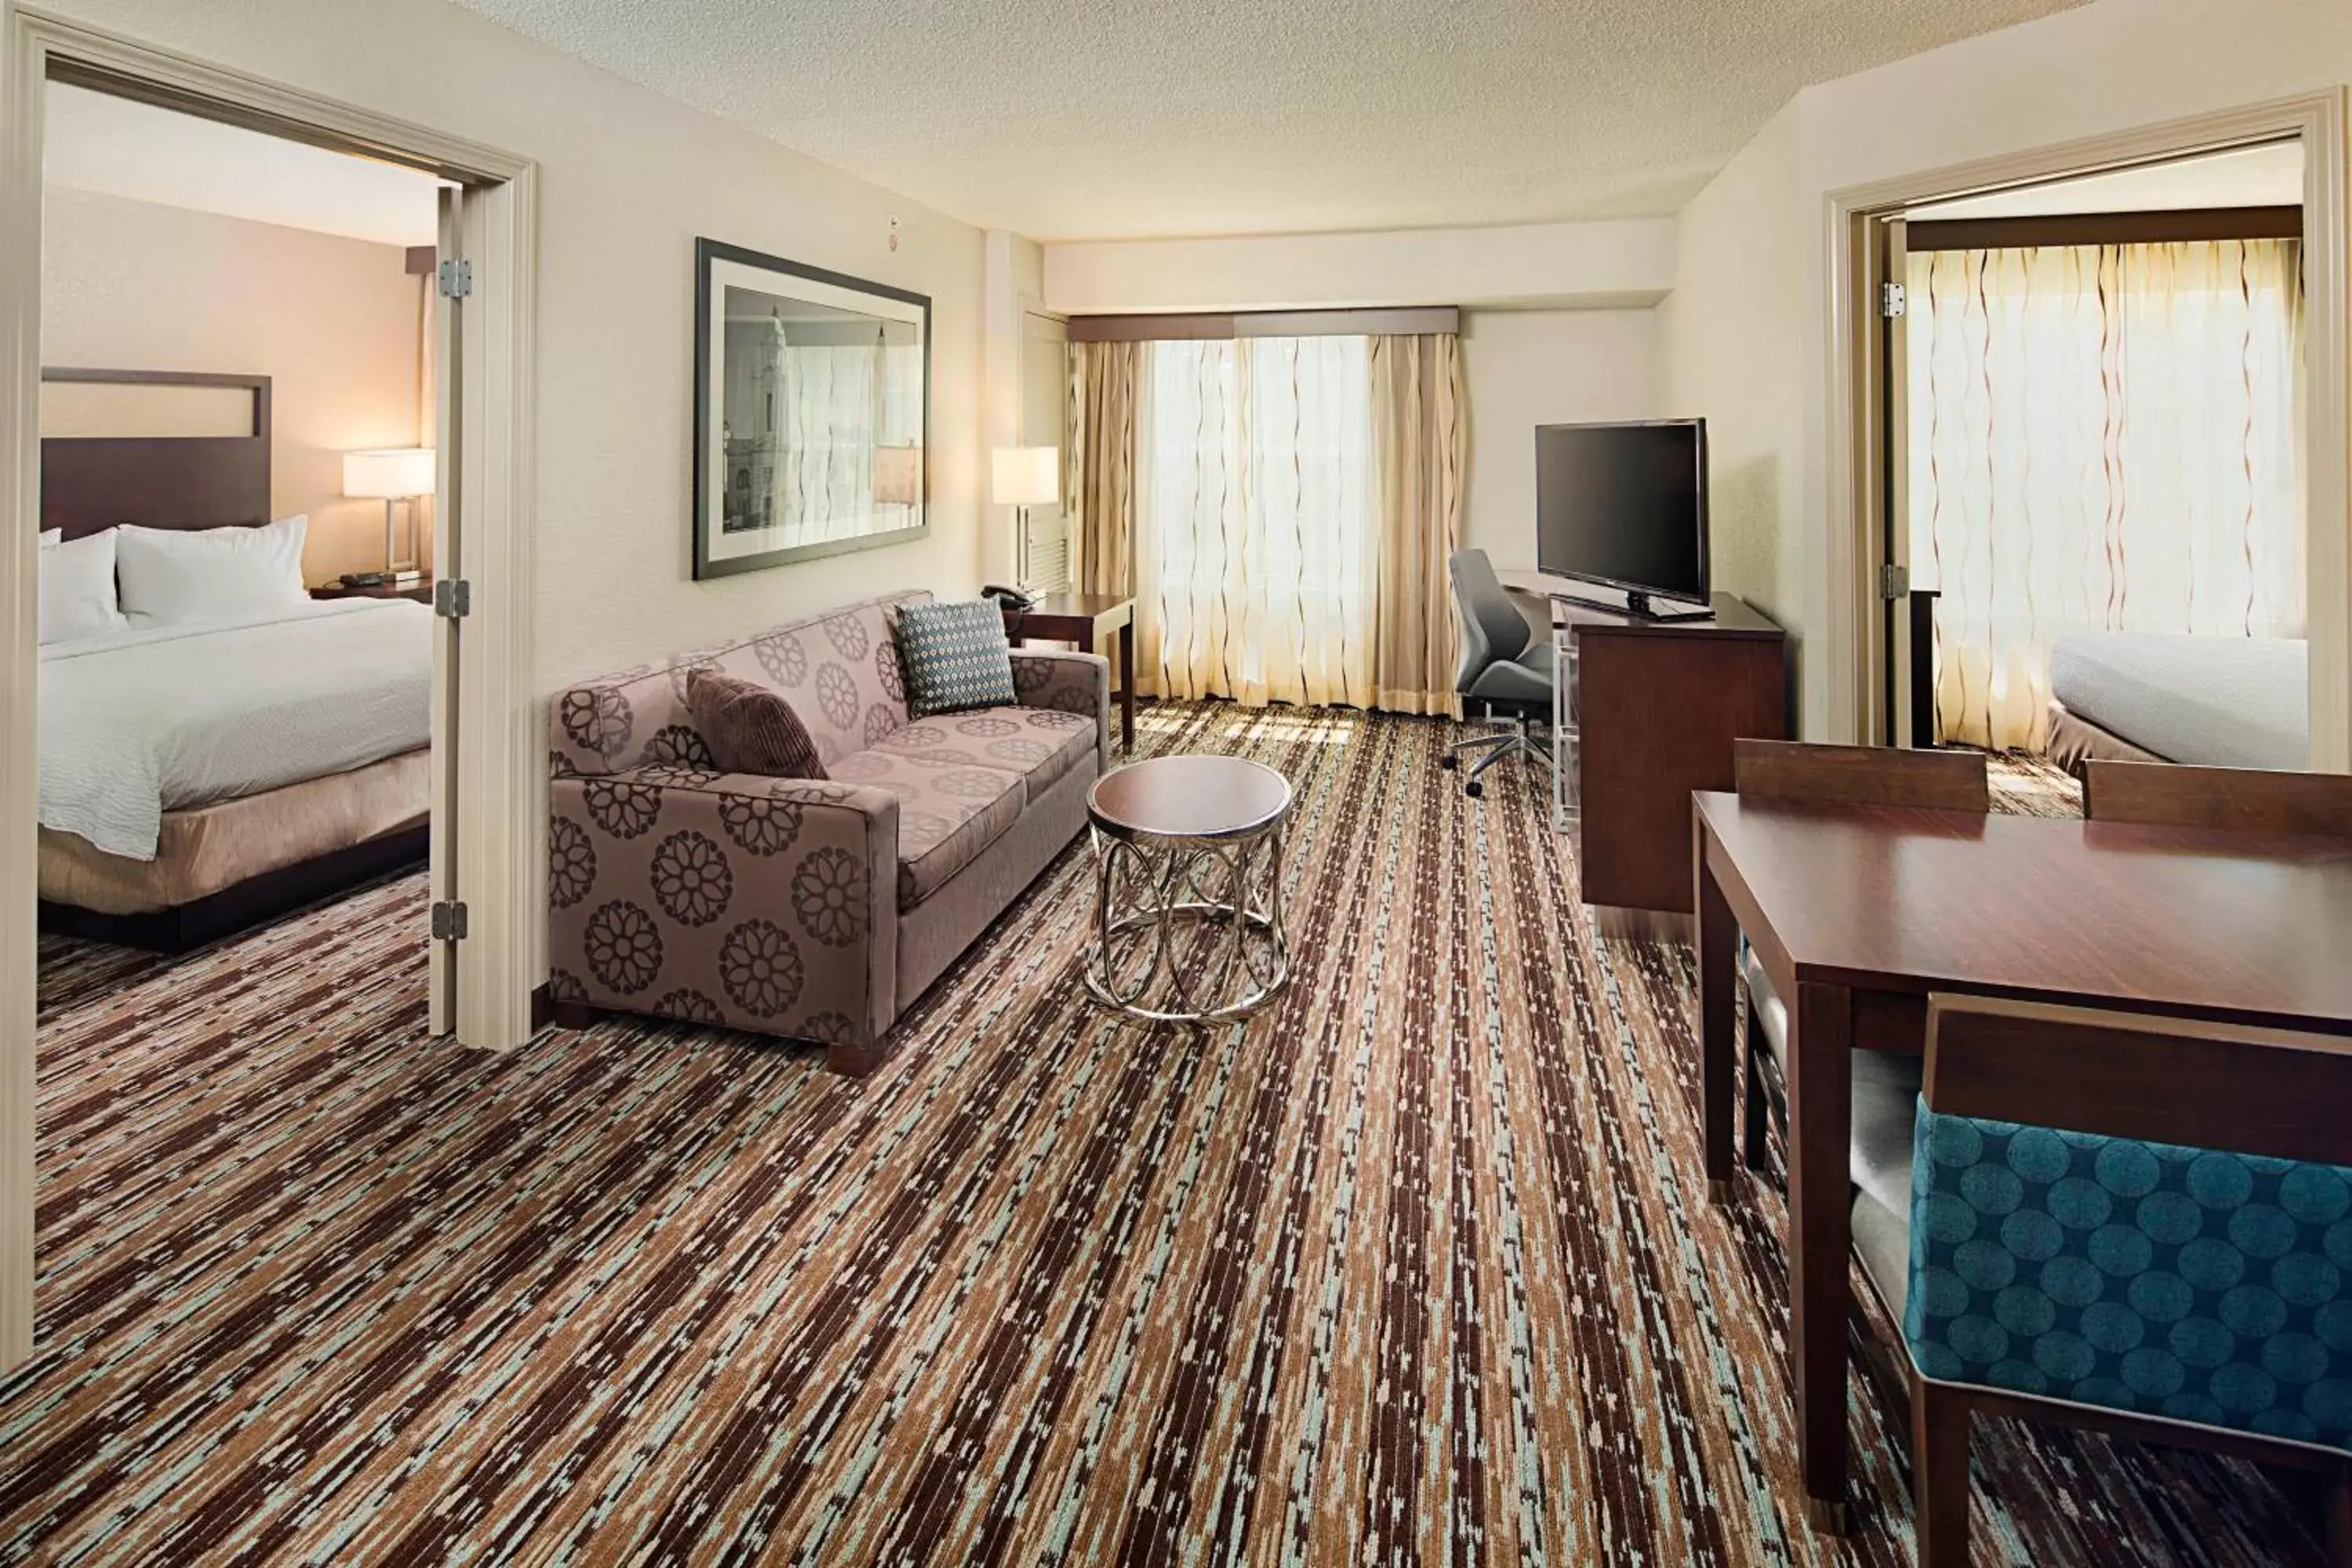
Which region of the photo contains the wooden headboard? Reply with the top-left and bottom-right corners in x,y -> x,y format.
39,368 -> 271,540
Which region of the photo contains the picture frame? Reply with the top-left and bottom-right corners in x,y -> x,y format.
691,238 -> 931,579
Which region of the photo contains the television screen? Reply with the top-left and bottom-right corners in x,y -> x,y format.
1535,420 -> 1708,604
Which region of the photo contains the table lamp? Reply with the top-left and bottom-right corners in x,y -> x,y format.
343,448 -> 436,584
992,446 -> 1060,586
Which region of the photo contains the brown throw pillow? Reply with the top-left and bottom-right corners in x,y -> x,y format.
684,668 -> 828,779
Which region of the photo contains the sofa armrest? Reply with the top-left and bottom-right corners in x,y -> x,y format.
547,768 -> 902,1065
1010,648 -> 1112,764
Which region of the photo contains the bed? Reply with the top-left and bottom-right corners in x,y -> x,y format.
2045,630 -> 2309,772
35,368 -> 433,950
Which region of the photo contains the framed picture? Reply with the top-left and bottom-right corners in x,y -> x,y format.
692,238 -> 931,579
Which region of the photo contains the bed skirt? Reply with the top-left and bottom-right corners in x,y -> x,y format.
2042,698 -> 2169,773
40,749 -> 430,916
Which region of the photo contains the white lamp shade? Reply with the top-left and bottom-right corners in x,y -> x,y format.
990,446 -> 1061,506
873,445 -> 922,506
343,448 -> 436,499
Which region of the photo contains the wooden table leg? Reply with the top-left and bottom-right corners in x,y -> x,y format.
1118,622 -> 1135,752
1695,834 -> 1737,1205
1790,979 -> 1854,1533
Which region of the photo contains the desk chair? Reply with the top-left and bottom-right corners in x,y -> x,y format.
1439,549 -> 1559,799
1731,740 -> 1991,1185
1857,995 -> 2352,1566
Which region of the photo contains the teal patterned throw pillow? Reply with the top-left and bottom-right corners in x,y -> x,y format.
895,600 -> 1018,718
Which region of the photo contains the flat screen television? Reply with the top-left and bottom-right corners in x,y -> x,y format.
1535,419 -> 1711,621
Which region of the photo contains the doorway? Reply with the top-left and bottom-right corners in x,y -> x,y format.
1830,93 -> 2350,773
0,5 -> 538,1370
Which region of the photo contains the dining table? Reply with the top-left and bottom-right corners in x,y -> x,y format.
1690,789 -> 2352,1530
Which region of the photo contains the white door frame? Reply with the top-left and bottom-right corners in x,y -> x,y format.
0,3 -> 539,1368
1825,90 -> 2350,767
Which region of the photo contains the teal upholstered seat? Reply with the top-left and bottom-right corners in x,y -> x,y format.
1898,1106 -> 2352,1448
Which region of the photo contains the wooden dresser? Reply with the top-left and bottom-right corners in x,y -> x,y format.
1566,593 -> 1788,925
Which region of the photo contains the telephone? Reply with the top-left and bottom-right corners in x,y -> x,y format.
981,584 -> 1036,612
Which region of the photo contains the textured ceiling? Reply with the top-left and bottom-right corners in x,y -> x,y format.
447,0 -> 2089,241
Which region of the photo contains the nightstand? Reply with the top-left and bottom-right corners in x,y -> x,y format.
311,575 -> 433,604
1003,593 -> 1136,752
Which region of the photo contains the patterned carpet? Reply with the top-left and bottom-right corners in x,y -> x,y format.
19,707 -> 2327,1565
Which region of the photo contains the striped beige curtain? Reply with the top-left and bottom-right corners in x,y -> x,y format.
1909,238 -> 2306,751
1069,340 -> 1142,597
1368,334 -> 1468,716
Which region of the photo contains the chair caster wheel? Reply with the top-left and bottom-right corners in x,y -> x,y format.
1439,754 -> 1458,771
1464,780 -> 1483,799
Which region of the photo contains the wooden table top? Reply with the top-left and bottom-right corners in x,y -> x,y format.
1694,791 -> 2352,1033
1009,592 -> 1133,624
1090,756 -> 1291,840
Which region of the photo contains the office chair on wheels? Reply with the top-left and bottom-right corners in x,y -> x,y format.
1439,549 -> 1560,799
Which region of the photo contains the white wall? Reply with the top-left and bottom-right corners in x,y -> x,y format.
1668,0 -> 2352,741
1460,308 -> 1663,567
41,186 -> 425,584
1044,218 -> 1675,314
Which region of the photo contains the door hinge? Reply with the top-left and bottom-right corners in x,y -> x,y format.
1879,563 -> 1911,601
1881,281 -> 1907,319
434,578 -> 471,619
438,258 -> 474,299
431,901 -> 469,942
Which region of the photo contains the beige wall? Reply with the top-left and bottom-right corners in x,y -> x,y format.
40,0 -> 993,705
41,185 -> 425,585
1044,217 -> 1675,314
1668,0 -> 2352,740
1460,308 -> 1664,567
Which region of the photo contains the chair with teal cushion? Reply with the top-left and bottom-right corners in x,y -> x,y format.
1856,994 -> 2352,1566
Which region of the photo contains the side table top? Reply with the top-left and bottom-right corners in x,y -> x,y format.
1090,755 -> 1291,840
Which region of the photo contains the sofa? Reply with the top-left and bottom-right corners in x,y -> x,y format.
546,589 -> 1109,1073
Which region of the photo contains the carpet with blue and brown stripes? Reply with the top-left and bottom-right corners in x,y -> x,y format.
16,705 -> 2325,1564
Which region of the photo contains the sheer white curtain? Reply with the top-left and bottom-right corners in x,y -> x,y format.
1136,336 -> 1377,707
1909,238 -> 2306,750
778,344 -> 879,542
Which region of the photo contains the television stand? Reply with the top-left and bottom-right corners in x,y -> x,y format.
1551,587 -> 1716,624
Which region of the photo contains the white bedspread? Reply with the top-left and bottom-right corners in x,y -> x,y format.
39,599 -> 431,861
2049,631 -> 2307,771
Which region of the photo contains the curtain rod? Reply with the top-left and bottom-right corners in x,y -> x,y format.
1069,307 -> 1461,343
1906,205 -> 2303,252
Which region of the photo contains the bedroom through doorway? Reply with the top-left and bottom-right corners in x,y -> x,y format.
0,9 -> 539,1370
32,85 -> 456,1027
1885,143 -> 2314,777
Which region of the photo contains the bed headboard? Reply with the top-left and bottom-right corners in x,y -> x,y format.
39,368 -> 272,540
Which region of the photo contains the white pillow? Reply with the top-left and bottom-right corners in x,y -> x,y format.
116,516 -> 310,626
38,528 -> 126,644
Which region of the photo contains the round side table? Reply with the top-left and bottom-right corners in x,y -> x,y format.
1082,755 -> 1294,1024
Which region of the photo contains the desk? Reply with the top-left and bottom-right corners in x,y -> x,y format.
1005,593 -> 1135,752
1692,793 -> 2352,1526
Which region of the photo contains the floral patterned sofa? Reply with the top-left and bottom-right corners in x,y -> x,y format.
546,589 -> 1108,1073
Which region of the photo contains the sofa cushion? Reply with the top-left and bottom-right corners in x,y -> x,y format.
548,589 -> 927,777
685,669 -> 827,779
828,746 -> 1026,906
893,600 -> 1018,717
868,706 -> 1098,796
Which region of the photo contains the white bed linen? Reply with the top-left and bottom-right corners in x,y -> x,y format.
39,598 -> 431,861
2048,632 -> 2307,771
